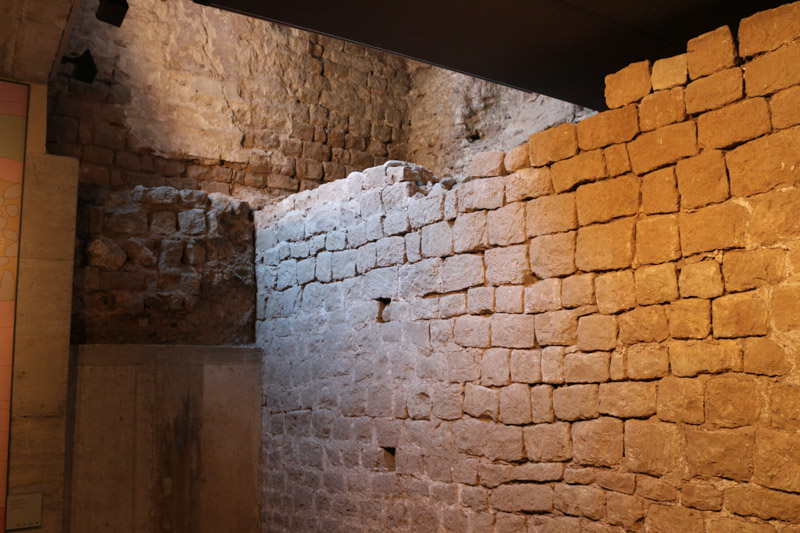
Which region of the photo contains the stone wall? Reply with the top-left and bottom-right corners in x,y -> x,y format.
406,65 -> 593,179
46,0 -> 587,201
49,0 -> 587,344
73,186 -> 254,344
48,0 -> 411,201
256,3 -> 800,531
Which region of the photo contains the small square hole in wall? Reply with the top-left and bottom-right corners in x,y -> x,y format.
376,298 -> 391,323
381,447 -> 396,472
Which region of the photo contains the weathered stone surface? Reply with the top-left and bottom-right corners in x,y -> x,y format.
577,105 -> 639,150
595,270 -> 636,314
639,88 -> 686,131
575,218 -> 635,272
499,383 -> 533,425
599,381 -> 656,418
552,384 -> 598,422
744,337 -> 789,376
628,121 -> 698,175
483,250 -> 529,292
725,486 -> 800,522
606,492 -> 644,527
706,518 -> 775,533
625,420 -> 683,475
668,298 -> 710,339
706,374 -> 763,428
726,126 -> 800,196
769,85 -> 800,129
604,143 -> 631,176
679,260 -> 724,298
541,347 -> 565,385
697,98 -> 771,150
685,67 -> 743,115
769,383 -> 800,430
530,384 -> 554,423
572,417 -> 623,466
712,291 -> 769,337
745,41 -> 800,97
687,26 -> 738,79
550,150 -> 607,193
524,422 -> 572,462
87,236 -> 127,270
675,149 -> 730,209
681,483 -> 723,511
455,315 -> 491,348
464,384 -> 498,420
651,54 -> 687,91
505,168 -> 553,202
490,484 -> 552,513
577,315 -> 617,351
458,176 -> 505,212
529,123 -> 578,167
575,174 -> 638,225
753,427 -> 800,492
535,310 -> 578,347
564,352 -> 610,383
486,424 -> 525,461
553,483 -> 605,520
510,349 -> 540,384
526,193 -> 577,237
644,504 -> 704,533
488,202 -> 526,246
618,306 -> 669,344
641,166 -> 679,214
679,201 -> 748,255
525,279 -> 561,314
657,376 -> 705,424
637,476 -> 678,502
634,264 -> 679,305
669,339 -> 741,377
626,343 -> 669,380
723,248 -> 784,292
529,232 -> 576,279
469,150 -> 506,178
605,60 -> 651,109
561,274 -> 594,308
492,314 -> 535,349
687,426 -> 755,480
453,211 -> 487,253
746,188 -> 800,245
738,1 -> 800,56
504,144 -> 530,173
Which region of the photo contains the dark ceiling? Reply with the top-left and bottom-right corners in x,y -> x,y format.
194,0 -> 788,110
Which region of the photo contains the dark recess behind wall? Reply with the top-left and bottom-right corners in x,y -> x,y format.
194,0 -> 787,110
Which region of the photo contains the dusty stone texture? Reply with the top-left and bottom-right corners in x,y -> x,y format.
75,186 -> 254,344
254,7 -> 800,530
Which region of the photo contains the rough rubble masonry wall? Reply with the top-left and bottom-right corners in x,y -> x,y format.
74,187 -> 254,344
257,3 -> 800,532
